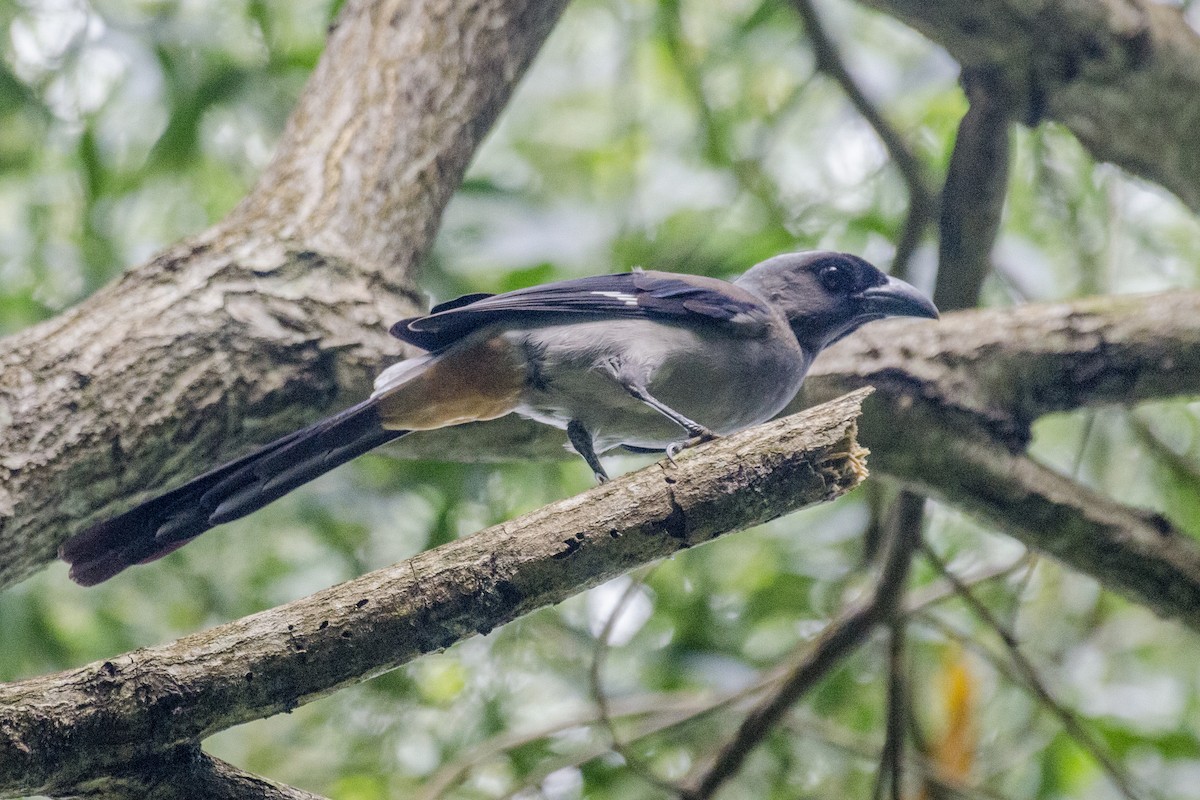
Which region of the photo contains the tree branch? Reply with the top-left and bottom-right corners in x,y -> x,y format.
805,290 -> 1200,444
0,390 -> 870,799
858,0 -> 1200,212
74,747 -> 327,800
858,390 -> 1200,632
935,66 -> 1012,311
0,0 -> 568,591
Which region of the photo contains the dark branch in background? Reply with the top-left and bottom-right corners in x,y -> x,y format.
682,490 -> 924,800
0,392 -> 870,799
791,0 -> 938,279
874,607 -> 910,800
921,546 -> 1144,800
935,67 -> 1012,310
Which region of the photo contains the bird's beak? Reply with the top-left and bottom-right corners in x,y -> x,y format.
855,276 -> 939,320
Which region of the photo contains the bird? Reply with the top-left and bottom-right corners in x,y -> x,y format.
60,251 -> 937,585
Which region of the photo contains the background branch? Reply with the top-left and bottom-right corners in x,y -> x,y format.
935,66 -> 1012,310
792,0 -> 938,277
683,489 -> 924,799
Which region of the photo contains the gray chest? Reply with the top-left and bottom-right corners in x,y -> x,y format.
508,319 -> 811,451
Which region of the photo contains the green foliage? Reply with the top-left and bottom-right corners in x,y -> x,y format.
4,0 -> 1200,798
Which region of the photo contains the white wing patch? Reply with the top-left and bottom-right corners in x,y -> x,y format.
591,290 -> 639,307
372,354 -> 434,397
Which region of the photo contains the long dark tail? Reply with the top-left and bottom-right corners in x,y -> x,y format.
60,399 -> 408,586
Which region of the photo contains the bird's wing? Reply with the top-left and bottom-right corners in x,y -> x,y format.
391,271 -> 772,352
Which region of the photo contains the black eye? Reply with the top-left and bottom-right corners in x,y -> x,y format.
818,263 -> 853,294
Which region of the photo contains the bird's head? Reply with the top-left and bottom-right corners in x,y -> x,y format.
735,251 -> 938,352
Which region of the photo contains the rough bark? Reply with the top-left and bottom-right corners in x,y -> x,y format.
857,0 -> 1200,212
0,0 -> 568,590
73,747 -> 327,800
804,291 -> 1200,442
856,390 -> 1200,631
0,391 -> 870,799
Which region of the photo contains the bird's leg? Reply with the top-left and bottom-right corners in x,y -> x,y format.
618,380 -> 718,463
567,419 -> 609,483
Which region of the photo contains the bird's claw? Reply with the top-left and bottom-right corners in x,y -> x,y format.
664,429 -> 719,466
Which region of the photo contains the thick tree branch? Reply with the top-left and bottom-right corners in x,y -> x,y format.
855,389 -> 1200,632
0,391 -> 870,799
858,0 -> 1200,212
805,291 -> 1200,444
0,0 -> 567,590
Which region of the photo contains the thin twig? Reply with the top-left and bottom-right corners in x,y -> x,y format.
906,555 -> 1034,615
921,545 -> 1146,800
791,0 -> 938,279
683,491 -> 925,799
1130,413 -> 1200,487
588,570 -> 681,794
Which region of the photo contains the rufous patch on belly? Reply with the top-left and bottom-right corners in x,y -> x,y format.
375,335 -> 524,430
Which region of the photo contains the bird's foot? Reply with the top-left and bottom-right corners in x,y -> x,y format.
665,429 -> 719,466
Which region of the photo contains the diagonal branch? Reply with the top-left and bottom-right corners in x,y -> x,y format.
857,390 -> 1200,632
935,66 -> 1012,311
0,390 -> 870,799
921,545 -> 1143,800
